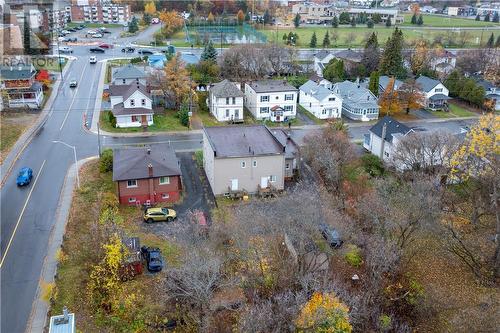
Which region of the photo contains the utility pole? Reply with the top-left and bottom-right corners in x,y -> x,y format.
379,122 -> 387,160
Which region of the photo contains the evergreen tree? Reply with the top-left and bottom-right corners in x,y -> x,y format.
283,33 -> 288,44
128,16 -> 139,33
294,13 -> 301,28
379,27 -> 405,78
417,15 -> 423,26
310,31 -> 317,48
444,70 -> 462,97
493,12 -> 499,23
475,14 -> 480,21
245,12 -> 250,22
362,32 -> 380,73
484,13 -> 490,22
339,12 -> 350,24
350,17 -> 356,27
23,15 -> 31,54
385,16 -> 392,27
143,12 -> 152,25
411,13 -> 417,24
201,41 -> 218,63
367,19 -> 374,28
263,9 -> 271,25
323,59 -> 345,82
486,33 -> 495,48
332,16 -> 339,28
496,35 -> 500,47
372,13 -> 382,24
368,71 -> 380,96
322,31 -> 330,48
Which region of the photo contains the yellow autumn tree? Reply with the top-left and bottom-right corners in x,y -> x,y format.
378,77 -> 402,116
207,12 -> 215,24
410,39 -> 429,74
144,1 -> 156,15
164,53 -> 194,109
296,292 -> 352,333
159,10 -> 184,37
87,234 -> 127,312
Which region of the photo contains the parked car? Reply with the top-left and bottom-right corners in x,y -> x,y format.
59,46 -> 73,53
62,37 -> 77,43
67,28 -> 76,32
74,26 -> 83,30
89,47 -> 105,53
69,79 -> 78,88
137,49 -> 153,55
121,46 -> 135,53
98,43 -> 111,49
87,30 -> 97,35
16,167 -> 33,186
143,207 -> 177,223
93,33 -> 103,38
89,56 -> 97,64
103,30 -> 112,34
60,29 -> 70,35
319,223 -> 343,248
141,246 -> 164,272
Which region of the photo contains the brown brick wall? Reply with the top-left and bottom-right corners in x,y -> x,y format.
117,176 -> 182,206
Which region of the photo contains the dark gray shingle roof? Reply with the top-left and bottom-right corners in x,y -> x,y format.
111,103 -> 154,116
113,145 -> 181,181
210,80 -> 244,98
0,65 -> 35,80
334,49 -> 362,62
369,116 -> 412,143
299,80 -> 336,101
379,76 -> 403,91
247,80 -> 297,93
109,83 -> 150,101
204,125 -> 285,158
416,75 -> 442,92
314,50 -> 330,61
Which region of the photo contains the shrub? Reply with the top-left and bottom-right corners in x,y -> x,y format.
345,244 -> 362,267
107,111 -> 117,127
196,92 -> 209,113
130,57 -> 143,64
361,154 -> 385,177
100,149 -> 113,173
101,192 -> 119,210
194,150 -> 203,167
177,103 -> 190,127
379,314 -> 392,330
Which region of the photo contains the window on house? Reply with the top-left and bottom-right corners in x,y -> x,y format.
284,105 -> 293,112
328,97 -> 335,101
127,179 -> 137,188
285,163 -> 290,170
122,79 -> 126,84
241,161 -> 246,168
141,99 -> 146,106
131,115 -> 138,122
260,107 -> 269,114
260,95 -> 269,102
226,97 -> 230,104
232,97 -> 236,104
159,176 -> 170,185
136,78 -> 139,83
285,94 -> 294,101
384,151 -> 390,157
253,160 -> 257,167
162,193 -> 170,199
128,197 -> 136,203
322,109 -> 327,115
147,115 -> 152,121
435,88 -> 443,93
269,175 -> 277,182
226,109 -> 229,117
130,99 -> 135,106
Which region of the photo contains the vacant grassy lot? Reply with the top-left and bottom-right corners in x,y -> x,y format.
402,13 -> 500,27
33,57 -> 67,72
429,102 -> 478,118
0,112 -> 38,164
262,26 -> 487,48
99,110 -> 188,133
67,22 -> 123,29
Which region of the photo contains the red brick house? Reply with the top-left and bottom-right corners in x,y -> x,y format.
113,145 -> 182,206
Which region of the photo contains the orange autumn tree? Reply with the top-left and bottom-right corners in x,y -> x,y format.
378,77 -> 402,116
237,9 -> 245,25
295,292 -> 353,333
158,10 -> 184,37
399,78 -> 425,114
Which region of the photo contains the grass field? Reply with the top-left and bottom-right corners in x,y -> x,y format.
401,13 -> 500,27
0,112 -> 38,163
67,22 -> 123,29
262,26 -> 489,48
430,102 -> 478,118
100,110 -> 188,133
33,57 -> 67,72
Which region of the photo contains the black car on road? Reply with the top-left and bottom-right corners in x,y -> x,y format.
89,47 -> 105,53
141,247 -> 164,272
121,47 -> 135,53
137,49 -> 153,55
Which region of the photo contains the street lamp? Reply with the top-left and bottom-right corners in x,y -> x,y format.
52,140 -> 80,188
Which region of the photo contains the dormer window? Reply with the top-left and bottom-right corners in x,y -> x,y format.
122,79 -> 126,84
141,99 -> 146,106
130,99 -> 135,106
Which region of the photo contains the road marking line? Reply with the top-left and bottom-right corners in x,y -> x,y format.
0,159 -> 47,269
59,62 -> 88,131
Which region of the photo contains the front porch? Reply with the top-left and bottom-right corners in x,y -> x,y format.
6,83 -> 44,109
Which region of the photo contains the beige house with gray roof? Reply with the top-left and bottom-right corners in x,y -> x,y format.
203,125 -> 287,195
208,80 -> 244,122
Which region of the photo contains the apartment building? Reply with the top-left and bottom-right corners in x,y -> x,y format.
70,0 -> 131,24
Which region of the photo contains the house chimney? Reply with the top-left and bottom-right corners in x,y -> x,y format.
148,163 -> 153,177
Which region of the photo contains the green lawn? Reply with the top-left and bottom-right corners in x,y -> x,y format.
100,110 -> 188,133
195,111 -> 221,127
263,26 -> 488,48
33,57 -> 67,72
297,105 -> 325,125
427,103 -> 477,118
402,13 -> 500,27
67,22 -> 123,29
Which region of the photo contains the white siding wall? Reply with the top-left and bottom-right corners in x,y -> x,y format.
364,133 -> 394,162
209,94 -> 244,122
115,114 -> 153,128
123,90 -> 152,109
110,95 -> 123,107
203,133 -> 216,192
425,83 -> 449,100
299,91 -> 342,119
244,84 -> 297,122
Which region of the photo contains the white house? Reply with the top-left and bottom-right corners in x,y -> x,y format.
299,80 -> 342,119
313,50 -> 335,76
112,64 -> 147,86
430,50 -> 457,75
109,83 -> 154,128
208,80 -> 244,122
244,80 -> 298,122
332,80 -> 379,121
477,79 -> 500,111
416,76 -> 450,109
363,116 -> 413,162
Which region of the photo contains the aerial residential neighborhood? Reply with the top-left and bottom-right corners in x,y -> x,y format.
0,0 -> 499,333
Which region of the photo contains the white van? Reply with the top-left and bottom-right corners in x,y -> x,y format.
89,56 -> 97,64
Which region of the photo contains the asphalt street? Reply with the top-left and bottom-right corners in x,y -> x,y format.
0,29 -> 480,333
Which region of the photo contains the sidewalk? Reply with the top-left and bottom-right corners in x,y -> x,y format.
0,59 -> 74,187
25,156 -> 98,333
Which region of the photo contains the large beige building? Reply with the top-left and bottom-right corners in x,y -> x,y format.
203,125 -> 287,196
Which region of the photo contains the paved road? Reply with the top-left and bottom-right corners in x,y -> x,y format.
0,30 -> 480,333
